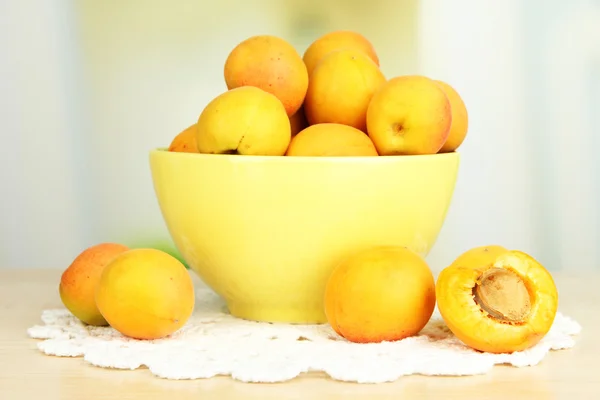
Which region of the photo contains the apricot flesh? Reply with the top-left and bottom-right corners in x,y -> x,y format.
448,245 -> 508,269
59,243 -> 129,326
436,246 -> 559,354
95,248 -> 195,340
324,246 -> 436,343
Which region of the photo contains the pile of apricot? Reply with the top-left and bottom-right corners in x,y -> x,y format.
167,30 -> 469,157
57,29 -> 560,355
58,242 -> 559,354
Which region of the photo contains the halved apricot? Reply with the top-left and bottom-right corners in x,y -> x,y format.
436,246 -> 559,354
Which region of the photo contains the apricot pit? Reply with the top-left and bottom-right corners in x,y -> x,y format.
436,246 -> 558,354
473,267 -> 531,323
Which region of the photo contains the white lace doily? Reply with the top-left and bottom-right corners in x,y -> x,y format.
27,285 -> 582,383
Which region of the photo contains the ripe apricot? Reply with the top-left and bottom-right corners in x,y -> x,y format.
289,105 -> 308,137
436,246 -> 559,354
168,123 -> 199,153
196,86 -> 291,156
324,246 -> 436,343
449,245 -> 508,269
435,80 -> 469,153
285,123 -> 378,157
366,75 -> 452,155
59,243 -> 130,326
224,35 -> 308,117
304,49 -> 386,132
302,30 -> 380,76
95,248 -> 195,340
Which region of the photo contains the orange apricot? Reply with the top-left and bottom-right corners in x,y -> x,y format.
224,35 -> 308,117
59,243 -> 130,326
448,245 -> 508,269
285,123 -> 379,157
303,30 -> 380,76
435,80 -> 469,153
95,248 -> 195,340
324,246 -> 436,343
289,105 -> 308,137
196,86 -> 291,156
436,246 -> 559,354
304,49 -> 386,132
168,123 -> 199,153
366,75 -> 452,155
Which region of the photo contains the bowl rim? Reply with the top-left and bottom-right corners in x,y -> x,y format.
150,148 -> 460,164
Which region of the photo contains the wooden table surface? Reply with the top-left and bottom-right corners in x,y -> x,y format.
1,268 -> 598,400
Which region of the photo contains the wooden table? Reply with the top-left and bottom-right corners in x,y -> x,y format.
1,268 -> 598,399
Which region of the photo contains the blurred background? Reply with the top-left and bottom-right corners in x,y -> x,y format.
1,0 -> 598,274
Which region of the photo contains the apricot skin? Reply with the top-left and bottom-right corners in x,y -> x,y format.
95,248 -> 195,340
436,247 -> 559,354
302,30 -> 380,76
289,106 -> 308,137
224,35 -> 308,117
59,243 -> 130,326
168,123 -> 199,153
366,75 -> 452,155
435,80 -> 469,153
285,123 -> 379,157
324,246 -> 436,343
304,48 -> 386,132
196,86 -> 291,156
448,245 -> 508,269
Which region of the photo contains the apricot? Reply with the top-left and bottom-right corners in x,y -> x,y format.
436,246 -> 559,354
285,123 -> 379,157
59,243 -> 129,326
304,49 -> 386,132
196,86 -> 291,156
224,35 -> 308,117
168,123 -> 199,153
366,75 -> 452,155
435,80 -> 469,153
449,245 -> 508,269
302,30 -> 380,76
289,106 -> 308,137
95,248 -> 195,340
324,246 -> 436,343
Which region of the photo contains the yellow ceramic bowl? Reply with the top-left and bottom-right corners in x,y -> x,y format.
149,150 -> 460,324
